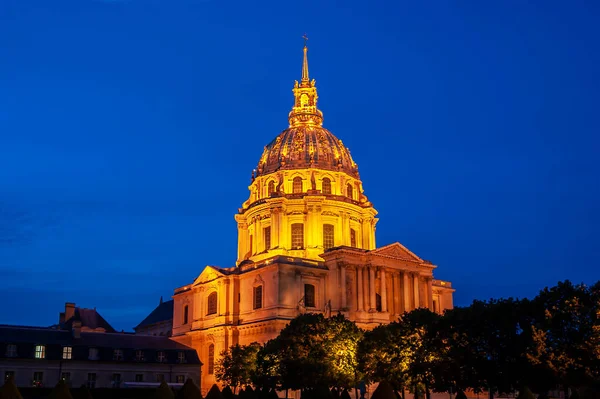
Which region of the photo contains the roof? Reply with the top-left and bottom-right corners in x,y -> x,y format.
62,307 -> 116,333
134,300 -> 174,330
0,325 -> 200,364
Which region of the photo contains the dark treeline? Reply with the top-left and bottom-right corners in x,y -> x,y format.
216,281 -> 600,399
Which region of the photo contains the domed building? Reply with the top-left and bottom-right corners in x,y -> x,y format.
170,43 -> 454,393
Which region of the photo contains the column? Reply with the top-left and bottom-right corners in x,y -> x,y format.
392,272 -> 400,315
403,272 -> 411,311
340,265 -> 347,309
356,266 -> 364,311
427,278 -> 433,310
380,268 -> 387,312
369,266 -> 376,311
413,273 -> 420,309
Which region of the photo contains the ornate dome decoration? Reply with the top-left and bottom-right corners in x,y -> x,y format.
255,44 -> 359,179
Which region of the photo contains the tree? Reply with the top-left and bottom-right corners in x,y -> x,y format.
176,379 -> 202,399
49,380 -> 73,399
0,375 -> 23,399
216,342 -> 262,392
155,381 -> 175,399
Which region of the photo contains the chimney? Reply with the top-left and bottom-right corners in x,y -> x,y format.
59,312 -> 65,324
65,302 -> 76,321
72,320 -> 82,339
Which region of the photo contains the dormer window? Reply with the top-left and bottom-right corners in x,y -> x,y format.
62,346 -> 72,360
157,351 -> 166,363
34,345 -> 45,359
346,183 -> 353,199
293,177 -> 303,193
113,349 -> 123,361
322,178 -> 332,195
135,350 -> 145,361
5,344 -> 17,358
178,352 -> 186,364
88,348 -> 99,360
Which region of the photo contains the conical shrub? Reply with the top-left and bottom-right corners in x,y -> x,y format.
516,387 -> 535,399
222,386 -> 234,399
570,390 -> 580,399
537,392 -> 549,399
455,391 -> 467,399
177,379 -> 202,399
268,389 -> 279,399
155,380 -> 175,399
49,379 -> 73,399
243,386 -> 256,399
0,376 -> 23,399
340,389 -> 352,399
206,384 -> 224,399
76,385 -> 94,399
371,382 -> 396,399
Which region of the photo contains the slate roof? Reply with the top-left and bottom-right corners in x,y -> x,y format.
134,300 -> 174,330
62,307 -> 116,333
0,325 -> 200,364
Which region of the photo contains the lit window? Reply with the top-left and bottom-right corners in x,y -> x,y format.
350,229 -> 357,248
208,344 -> 215,375
88,348 -> 99,360
135,350 -> 145,361
264,226 -> 271,251
61,372 -> 70,382
6,344 -> 17,357
268,181 -> 275,196
33,372 -> 43,387
322,178 -> 332,194
5,371 -> 15,382
157,351 -> 166,362
293,177 -> 303,193
207,292 -> 217,315
291,223 -> 304,249
183,305 -> 189,325
177,375 -> 185,383
346,183 -> 353,199
135,374 -> 144,382
323,224 -> 335,249
156,374 -> 164,382
178,352 -> 186,363
62,346 -> 72,360
253,285 -> 263,310
87,373 -> 96,388
304,284 -> 315,308
34,345 -> 45,359
113,349 -> 123,361
376,293 -> 382,312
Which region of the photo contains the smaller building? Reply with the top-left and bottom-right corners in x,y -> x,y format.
0,302 -> 200,388
134,297 -> 174,337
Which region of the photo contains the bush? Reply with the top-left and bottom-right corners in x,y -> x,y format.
0,376 -> 23,399
516,387 -> 535,399
155,380 -> 175,399
340,389 -> 352,399
177,379 -> 203,399
222,386 -> 234,399
206,384 -> 224,399
49,380 -> 73,399
371,382 -> 396,399
455,391 -> 467,399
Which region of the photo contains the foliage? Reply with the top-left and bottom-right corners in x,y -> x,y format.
216,343 -> 262,390
49,380 -> 73,399
176,379 -> 202,399
0,376 -> 23,399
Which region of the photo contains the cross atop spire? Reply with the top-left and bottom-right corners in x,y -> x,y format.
289,37 -> 323,127
301,35 -> 309,83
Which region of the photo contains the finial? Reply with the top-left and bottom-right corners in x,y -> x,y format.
301,34 -> 309,83
159,296 -> 163,305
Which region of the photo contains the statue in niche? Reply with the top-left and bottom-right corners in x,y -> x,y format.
297,296 -> 306,314
276,172 -> 284,193
324,299 -> 331,317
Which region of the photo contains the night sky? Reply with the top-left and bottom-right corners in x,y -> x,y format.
1,0 -> 599,332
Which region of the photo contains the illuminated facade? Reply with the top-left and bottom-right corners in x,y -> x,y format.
171,43 -> 454,393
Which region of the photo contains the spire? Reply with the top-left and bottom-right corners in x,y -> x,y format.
301,34 -> 309,83
289,36 -> 323,127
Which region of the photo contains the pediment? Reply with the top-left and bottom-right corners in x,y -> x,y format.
193,266 -> 225,285
371,242 -> 423,262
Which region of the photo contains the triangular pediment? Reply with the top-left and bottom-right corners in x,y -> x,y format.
192,266 -> 226,285
371,242 -> 424,262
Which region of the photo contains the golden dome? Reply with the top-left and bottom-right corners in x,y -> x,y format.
256,126 -> 359,178
255,43 -> 359,179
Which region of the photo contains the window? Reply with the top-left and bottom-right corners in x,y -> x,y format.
264,226 -> 271,251
323,224 -> 335,249
253,285 -> 263,310
322,178 -> 332,194
178,352 -> 186,364
88,347 -> 99,360
157,351 -> 166,362
135,350 -> 145,361
268,180 -> 275,196
62,346 -> 72,360
61,372 -> 71,382
376,293 -> 382,312
346,183 -> 353,199
5,371 -> 14,382
156,374 -> 165,382
208,344 -> 215,375
6,344 -> 17,357
112,373 -> 121,388
304,284 -> 316,308
33,372 -> 43,387
207,292 -> 217,315
293,177 -> 303,193
113,349 -> 123,361
433,299 -> 439,313
34,345 -> 45,359
350,229 -> 357,248
87,373 -> 97,388
291,223 -> 304,249
135,374 -> 144,382
183,305 -> 189,325
177,375 -> 185,383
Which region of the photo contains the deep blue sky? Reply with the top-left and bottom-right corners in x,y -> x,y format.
1,0 -> 599,331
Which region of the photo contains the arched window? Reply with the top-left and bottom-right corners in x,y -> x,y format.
208,344 -> 215,375
291,223 -> 304,249
375,293 -> 382,312
207,292 -> 217,316
183,305 -> 189,325
322,178 -> 332,195
323,224 -> 335,250
253,285 -> 263,310
346,183 -> 353,199
293,177 -> 303,194
263,226 -> 271,251
350,228 -> 357,248
304,284 -> 315,308
268,181 -> 275,196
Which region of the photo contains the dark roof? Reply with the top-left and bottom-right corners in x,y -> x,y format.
62,307 -> 116,333
135,300 -> 174,330
0,325 -> 200,364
